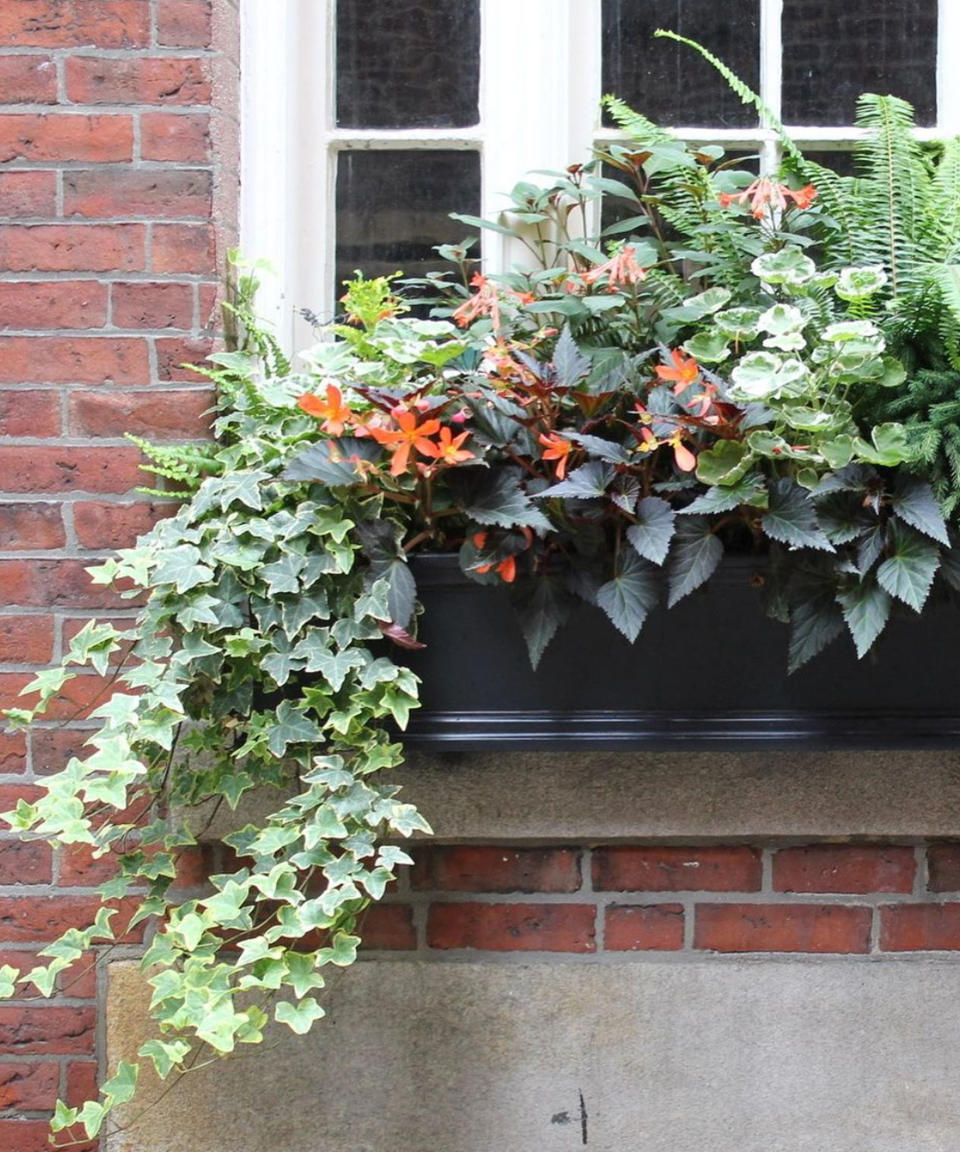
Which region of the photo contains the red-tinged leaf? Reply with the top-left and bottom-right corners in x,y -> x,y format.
378,622 -> 426,650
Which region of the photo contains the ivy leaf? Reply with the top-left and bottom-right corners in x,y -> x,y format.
626,497 -> 675,566
596,553 -> 659,642
667,517 -> 723,607
763,480 -> 833,552
267,701 -> 324,756
260,553 -> 306,596
891,476 -> 949,546
537,461 -> 614,500
139,1038 -> 191,1080
214,469 -> 271,512
552,324 -> 590,389
511,575 -> 572,669
876,521 -> 940,612
837,577 -> 891,659
152,544 -> 214,593
275,997 -> 326,1035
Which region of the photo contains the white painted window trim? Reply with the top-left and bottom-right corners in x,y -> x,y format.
241,0 -> 959,351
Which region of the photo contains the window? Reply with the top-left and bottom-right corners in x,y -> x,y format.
241,0 -> 958,347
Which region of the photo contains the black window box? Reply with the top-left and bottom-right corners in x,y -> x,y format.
397,554 -> 960,751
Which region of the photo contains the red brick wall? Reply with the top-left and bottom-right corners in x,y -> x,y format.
366,843 -> 960,956
0,2 -> 238,1147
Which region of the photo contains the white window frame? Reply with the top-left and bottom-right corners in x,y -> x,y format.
241,0 -> 960,351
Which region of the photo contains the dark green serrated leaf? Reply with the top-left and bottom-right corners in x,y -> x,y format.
667,517 -> 723,607
787,569 -> 845,673
596,552 -> 659,642
626,497 -> 675,566
891,476 -> 950,545
552,325 -> 590,389
837,578 -> 891,658
282,439 -> 379,486
454,469 -> 551,532
763,480 -> 833,552
856,525 -> 885,576
815,492 -> 876,545
876,521 -> 940,612
511,576 -> 571,669
565,431 -> 631,464
680,473 -> 768,514
537,461 -> 614,500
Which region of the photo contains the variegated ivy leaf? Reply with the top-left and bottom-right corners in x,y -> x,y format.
682,330 -> 730,363
834,265 -> 888,301
714,307 -> 763,341
751,246 -> 816,287
676,286 -> 732,320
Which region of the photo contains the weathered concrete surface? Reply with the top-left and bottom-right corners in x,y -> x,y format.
199,750 -> 960,843
108,957 -> 960,1151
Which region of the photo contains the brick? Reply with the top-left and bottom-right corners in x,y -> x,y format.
0,114 -> 132,163
0,3 -> 150,48
64,168 -> 212,219
140,112 -> 210,162
65,1059 -> 99,1106
927,843 -> 960,892
0,446 -> 144,493
0,559 -> 137,608
427,902 -> 596,952
65,55 -> 211,105
694,903 -> 872,954
152,223 -> 213,273
0,224 -> 145,272
0,281 -> 108,330
59,843 -> 119,886
593,845 -> 762,892
357,903 -> 416,950
0,1006 -> 95,1055
0,783 -> 43,810
0,390 -> 61,436
111,281 -> 193,329
0,731 -> 27,774
32,727 -> 90,776
73,500 -> 174,549
68,389 -> 214,440
0,171 -> 57,216
880,903 -> 960,950
0,56 -> 57,104
412,846 -> 581,893
605,903 -> 684,951
0,895 -> 103,944
773,844 -> 916,894
156,335 -> 213,380
0,1120 -> 96,1152
61,953 -> 97,998
172,843 -> 216,888
0,504 -> 66,550
0,840 -> 52,885
156,0 -> 212,48
0,336 -> 148,383
198,281 -> 220,328
0,1061 -> 59,1110
0,615 -> 55,664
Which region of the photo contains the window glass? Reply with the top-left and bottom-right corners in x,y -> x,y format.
602,0 -> 761,128
782,0 -> 938,126
335,150 -> 481,297
336,0 -> 481,129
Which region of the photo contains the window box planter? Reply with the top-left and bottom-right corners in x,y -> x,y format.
399,554 -> 960,750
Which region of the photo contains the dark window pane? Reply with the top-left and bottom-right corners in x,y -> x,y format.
602,0 -> 761,128
336,0 -> 480,128
798,150 -> 857,177
782,1 -> 937,126
335,150 -> 480,298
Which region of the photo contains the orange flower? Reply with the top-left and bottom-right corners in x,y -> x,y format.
452,272 -> 501,330
538,432 -> 573,479
582,245 -> 647,292
668,433 -> 697,472
419,426 -> 475,466
369,409 -> 441,477
718,178 -> 818,219
655,349 -> 700,391
476,554 -> 517,583
298,384 -> 353,436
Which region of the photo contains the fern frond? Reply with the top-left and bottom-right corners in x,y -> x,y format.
930,137 -> 960,262
653,29 -> 802,162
